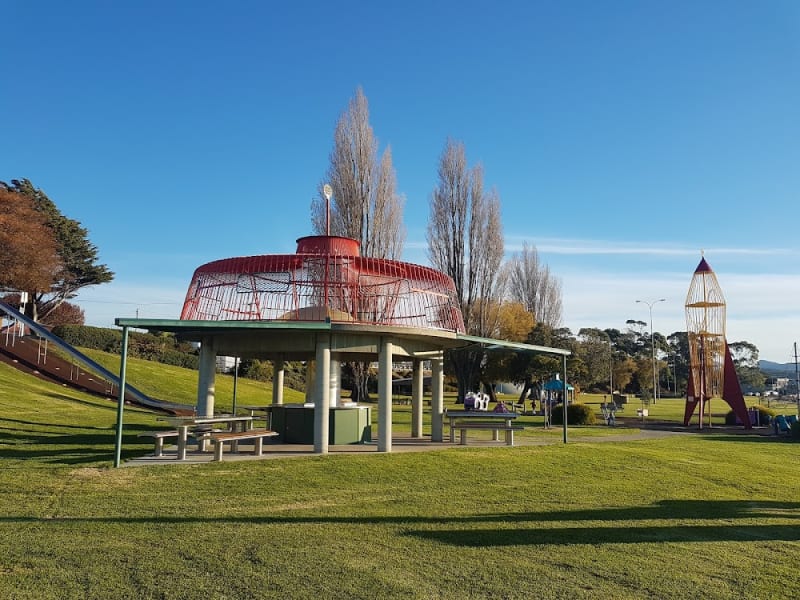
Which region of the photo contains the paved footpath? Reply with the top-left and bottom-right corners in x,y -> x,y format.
125,424 -> 737,467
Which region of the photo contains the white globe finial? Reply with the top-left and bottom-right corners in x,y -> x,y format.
322,184 -> 333,235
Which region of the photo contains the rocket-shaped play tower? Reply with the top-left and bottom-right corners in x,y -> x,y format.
684,256 -> 751,429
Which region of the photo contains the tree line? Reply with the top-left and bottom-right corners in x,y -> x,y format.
515,324 -> 764,402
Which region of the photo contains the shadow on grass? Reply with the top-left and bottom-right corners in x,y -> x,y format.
0,417 -> 112,431
701,434 -> 797,444
629,423 -> 794,444
1,500 -> 798,546
406,523 -> 800,546
0,428 -> 152,465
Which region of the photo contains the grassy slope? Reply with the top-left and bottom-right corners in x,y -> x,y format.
1,361 -> 799,599
78,347 -> 306,409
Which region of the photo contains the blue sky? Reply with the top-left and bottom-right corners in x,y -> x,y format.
2,1 -> 799,362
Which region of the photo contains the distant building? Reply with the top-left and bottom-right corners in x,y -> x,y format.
216,355 -> 237,373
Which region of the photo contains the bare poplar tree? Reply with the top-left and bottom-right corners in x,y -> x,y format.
427,138 -> 504,399
311,86 -> 405,259
506,242 -> 563,328
311,87 -> 405,402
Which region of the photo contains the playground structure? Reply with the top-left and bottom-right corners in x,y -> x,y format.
683,256 -> 751,429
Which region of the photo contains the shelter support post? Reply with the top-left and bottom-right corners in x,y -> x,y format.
197,337 -> 217,417
431,355 -> 444,442
272,357 -> 284,405
113,326 -> 130,468
411,358 -> 423,438
378,338 -> 393,452
232,356 -> 239,414
330,356 -> 341,407
313,336 -> 331,454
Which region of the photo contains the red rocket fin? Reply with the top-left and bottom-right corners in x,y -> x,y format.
684,343 -> 751,428
722,342 -> 752,429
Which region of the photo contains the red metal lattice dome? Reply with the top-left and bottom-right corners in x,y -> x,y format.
180,235 -> 466,333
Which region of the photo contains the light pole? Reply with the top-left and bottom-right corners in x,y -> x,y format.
636,298 -> 665,404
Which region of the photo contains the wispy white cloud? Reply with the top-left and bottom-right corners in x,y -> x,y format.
405,233 -> 793,262
404,240 -> 428,250
504,236 -> 792,257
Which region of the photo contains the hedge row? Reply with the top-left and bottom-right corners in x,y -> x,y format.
52,325 -> 199,370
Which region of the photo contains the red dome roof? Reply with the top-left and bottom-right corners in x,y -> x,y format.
180,235 -> 465,333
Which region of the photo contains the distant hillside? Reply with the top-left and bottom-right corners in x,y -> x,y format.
759,360 -> 798,376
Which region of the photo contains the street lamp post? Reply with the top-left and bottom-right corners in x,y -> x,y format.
636,298 -> 665,405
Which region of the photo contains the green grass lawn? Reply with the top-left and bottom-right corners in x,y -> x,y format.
1,360 -> 799,599
78,347 -> 307,409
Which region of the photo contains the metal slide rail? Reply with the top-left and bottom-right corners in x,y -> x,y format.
0,301 -> 177,412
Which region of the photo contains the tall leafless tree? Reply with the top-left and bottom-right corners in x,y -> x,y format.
311,87 -> 405,401
506,242 -> 563,329
311,86 -> 405,259
427,138 -> 504,399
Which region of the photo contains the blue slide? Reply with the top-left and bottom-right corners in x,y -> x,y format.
773,414 -> 791,435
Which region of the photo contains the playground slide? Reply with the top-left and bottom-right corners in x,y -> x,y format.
0,301 -> 189,414
772,414 -> 800,435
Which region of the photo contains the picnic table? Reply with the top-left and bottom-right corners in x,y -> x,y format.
444,410 -> 521,444
159,414 -> 254,460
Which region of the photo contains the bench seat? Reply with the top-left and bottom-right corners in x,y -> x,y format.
209,429 -> 279,461
137,430 -> 179,457
455,422 -> 523,446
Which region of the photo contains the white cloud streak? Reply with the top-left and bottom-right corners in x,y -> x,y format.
504,236 -> 792,258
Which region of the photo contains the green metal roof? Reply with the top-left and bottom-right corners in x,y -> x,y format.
113,318 -> 570,357
455,333 -> 571,356
114,318 -> 331,332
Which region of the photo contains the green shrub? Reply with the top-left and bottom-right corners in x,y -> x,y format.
284,362 -> 309,392
52,325 -> 198,369
240,359 -> 274,382
158,348 -> 199,370
550,403 -> 596,426
53,324 -> 122,352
